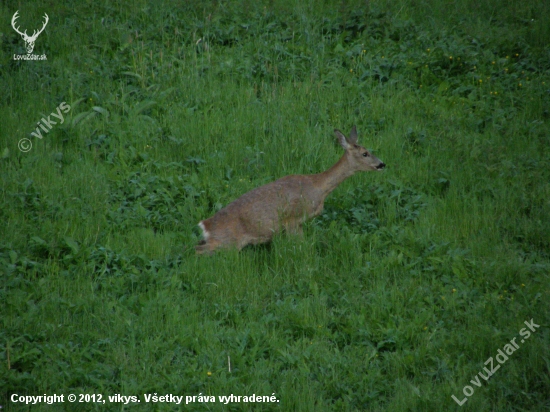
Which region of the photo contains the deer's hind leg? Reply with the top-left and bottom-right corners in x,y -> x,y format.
195,239 -> 215,255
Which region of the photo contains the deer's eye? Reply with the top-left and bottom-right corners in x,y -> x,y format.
362,152 -> 369,157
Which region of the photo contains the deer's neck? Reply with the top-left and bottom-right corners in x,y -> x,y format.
316,154 -> 356,197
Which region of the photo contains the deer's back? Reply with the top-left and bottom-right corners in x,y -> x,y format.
204,174 -> 322,234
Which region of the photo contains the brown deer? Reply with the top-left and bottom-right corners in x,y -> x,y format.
196,126 -> 385,254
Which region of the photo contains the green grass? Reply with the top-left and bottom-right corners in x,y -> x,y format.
1,0 -> 549,410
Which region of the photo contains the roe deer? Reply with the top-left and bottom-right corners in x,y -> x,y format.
196,126 -> 385,254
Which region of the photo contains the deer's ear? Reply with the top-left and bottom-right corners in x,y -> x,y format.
348,125 -> 358,144
334,129 -> 351,150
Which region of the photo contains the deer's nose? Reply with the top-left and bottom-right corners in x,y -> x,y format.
376,162 -> 386,169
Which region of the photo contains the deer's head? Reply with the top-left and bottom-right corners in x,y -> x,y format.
335,126 -> 386,171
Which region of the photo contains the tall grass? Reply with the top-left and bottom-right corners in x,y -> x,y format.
1,0 -> 549,410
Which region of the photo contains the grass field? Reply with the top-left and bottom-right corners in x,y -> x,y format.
1,0 -> 549,410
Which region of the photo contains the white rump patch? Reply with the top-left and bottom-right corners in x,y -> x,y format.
198,221 -> 210,240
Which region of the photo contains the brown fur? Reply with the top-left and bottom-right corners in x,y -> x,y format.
196,126 -> 385,254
